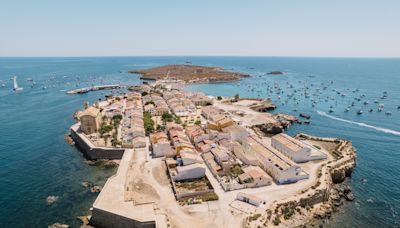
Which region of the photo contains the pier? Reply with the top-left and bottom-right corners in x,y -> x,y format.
66,84 -> 125,94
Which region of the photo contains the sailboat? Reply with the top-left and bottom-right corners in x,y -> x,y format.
11,76 -> 23,91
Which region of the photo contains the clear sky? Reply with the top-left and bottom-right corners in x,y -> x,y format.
1,0 -> 399,57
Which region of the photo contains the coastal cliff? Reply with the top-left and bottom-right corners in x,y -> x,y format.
128,64 -> 249,83
244,133 -> 357,227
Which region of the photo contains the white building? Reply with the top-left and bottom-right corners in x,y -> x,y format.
243,136 -> 309,184
180,150 -> 202,166
132,137 -> 146,148
222,125 -> 249,141
172,164 -> 206,181
153,142 -> 173,158
241,165 -> 272,187
271,133 -> 326,163
236,192 -> 263,207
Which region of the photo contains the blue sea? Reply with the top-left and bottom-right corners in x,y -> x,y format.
0,57 -> 399,227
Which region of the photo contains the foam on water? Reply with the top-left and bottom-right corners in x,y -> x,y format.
317,110 -> 400,136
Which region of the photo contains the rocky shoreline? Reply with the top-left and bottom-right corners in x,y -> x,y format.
253,113 -> 299,135
244,133 -> 357,227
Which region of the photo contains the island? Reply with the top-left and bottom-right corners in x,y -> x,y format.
68,78 -> 356,228
267,71 -> 284,75
128,64 -> 249,83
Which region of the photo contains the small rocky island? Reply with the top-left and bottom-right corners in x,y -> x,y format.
129,64 -> 249,83
267,70 -> 284,75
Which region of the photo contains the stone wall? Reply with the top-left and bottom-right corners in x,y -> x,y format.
70,125 -> 125,160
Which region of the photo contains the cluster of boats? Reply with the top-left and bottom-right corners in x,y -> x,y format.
4,75 -> 127,96
233,75 -> 398,117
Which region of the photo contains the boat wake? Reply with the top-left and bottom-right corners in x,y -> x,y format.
317,110 -> 400,136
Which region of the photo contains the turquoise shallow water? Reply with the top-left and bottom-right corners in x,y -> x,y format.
0,57 -> 399,227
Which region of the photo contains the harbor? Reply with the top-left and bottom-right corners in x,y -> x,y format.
66,84 -> 126,94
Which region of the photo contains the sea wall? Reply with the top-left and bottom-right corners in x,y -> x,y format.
90,208 -> 155,228
70,123 -> 125,160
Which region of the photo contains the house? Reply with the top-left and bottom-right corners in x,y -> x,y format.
236,192 -> 263,207
150,132 -> 173,157
144,104 -> 156,116
241,165 -> 272,186
217,117 -> 235,129
153,142 -> 174,157
172,104 -> 188,116
201,106 -> 221,120
207,117 -> 235,130
80,106 -> 102,134
196,141 -> 212,153
171,164 -> 206,181
222,125 -> 248,141
130,126 -> 146,138
180,149 -> 202,165
155,106 -> 169,116
166,122 -> 183,131
186,126 -> 209,144
211,147 -> 230,165
232,142 -> 259,166
132,136 -> 146,148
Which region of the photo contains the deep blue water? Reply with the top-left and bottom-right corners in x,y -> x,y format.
0,57 -> 399,227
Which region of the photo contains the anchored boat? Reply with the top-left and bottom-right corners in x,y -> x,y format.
11,76 -> 23,91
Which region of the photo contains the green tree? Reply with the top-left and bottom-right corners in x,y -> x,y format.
195,120 -> 201,126
143,111 -> 154,135
99,124 -> 113,136
161,112 -> 174,122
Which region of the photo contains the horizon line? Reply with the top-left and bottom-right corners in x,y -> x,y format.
0,55 -> 400,59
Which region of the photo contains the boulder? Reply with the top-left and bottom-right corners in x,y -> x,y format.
90,186 -> 102,193
344,166 -> 353,177
344,192 -> 354,201
331,170 -> 346,184
48,223 -> 69,228
77,215 -> 93,228
46,196 -> 59,205
256,123 -> 283,136
267,71 -> 284,75
81,181 -> 93,188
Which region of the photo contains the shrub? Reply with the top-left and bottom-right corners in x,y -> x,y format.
174,116 -> 182,124
162,112 -> 174,122
249,213 -> 262,222
99,124 -> 113,135
143,111 -> 154,135
272,216 -> 281,226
